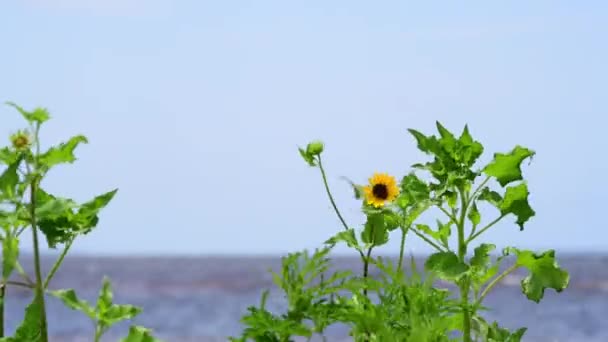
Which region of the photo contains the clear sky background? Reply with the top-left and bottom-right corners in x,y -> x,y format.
1,1 -> 606,255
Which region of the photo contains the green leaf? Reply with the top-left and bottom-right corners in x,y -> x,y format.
479,187 -> 502,208
469,244 -> 499,287
11,294 -> 44,342
480,320 -> 527,342
458,125 -> 484,166
0,159 -> 20,200
50,288 -> 96,319
467,202 -> 481,228
76,189 -> 118,229
361,213 -> 389,247
425,251 -> 469,281
121,326 -> 163,342
400,173 -> 430,206
470,244 -> 495,268
510,249 -> 569,303
298,147 -> 316,167
0,147 -> 18,165
325,229 -> 359,249
2,235 -> 19,280
101,304 -> 142,326
38,135 -> 88,170
97,276 -> 114,312
6,102 -> 50,124
416,222 -> 450,247
499,183 -> 535,230
483,146 -> 535,187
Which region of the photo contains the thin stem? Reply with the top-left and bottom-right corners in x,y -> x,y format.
94,325 -> 103,342
437,205 -> 457,223
30,178 -> 49,342
317,155 -> 349,232
1,280 -> 36,289
467,214 -> 506,243
410,227 -> 445,252
317,156 -> 366,261
478,263 -> 519,304
44,238 -> 73,289
15,260 -> 34,285
457,187 -> 471,342
0,283 -> 4,337
471,176 -> 491,201
362,247 -> 373,297
397,226 -> 409,271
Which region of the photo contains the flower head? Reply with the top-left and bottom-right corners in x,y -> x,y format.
10,130 -> 31,151
363,173 -> 400,208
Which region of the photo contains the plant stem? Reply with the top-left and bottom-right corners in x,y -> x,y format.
94,325 -> 103,342
467,214 -> 506,243
30,178 -> 49,342
15,260 -> 34,285
44,238 -> 74,289
317,156 -> 366,260
457,188 -> 471,342
362,247 -> 373,297
2,281 -> 36,289
478,263 -> 519,304
410,227 -> 445,252
397,226 -> 409,271
0,284 -> 4,337
317,156 -> 350,232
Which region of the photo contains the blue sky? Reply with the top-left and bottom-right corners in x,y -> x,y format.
1,1 -> 606,255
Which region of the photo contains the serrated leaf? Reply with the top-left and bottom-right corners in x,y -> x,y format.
499,183 -> 535,230
479,187 -> 502,208
0,147 -> 18,165
51,288 -> 96,319
425,251 -> 469,281
38,135 -> 88,170
2,235 -> 19,280
400,173 -> 430,205
483,146 -> 535,187
6,102 -> 50,124
101,304 -> 142,326
483,321 -> 527,342
76,189 -> 118,229
511,249 -> 569,303
416,222 -> 450,247
0,159 -> 20,200
361,214 -> 388,247
121,325 -> 163,342
325,229 -> 359,249
458,125 -> 484,166
470,243 -> 496,269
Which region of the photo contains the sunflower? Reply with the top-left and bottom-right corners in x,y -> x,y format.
363,173 -> 400,208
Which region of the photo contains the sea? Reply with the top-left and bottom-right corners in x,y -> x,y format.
3,254 -> 607,342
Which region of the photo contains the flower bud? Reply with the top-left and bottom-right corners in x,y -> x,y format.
306,141 -> 324,156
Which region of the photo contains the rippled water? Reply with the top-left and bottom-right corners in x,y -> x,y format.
3,254 -> 607,341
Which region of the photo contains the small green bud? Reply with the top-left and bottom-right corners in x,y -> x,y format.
306,141 -> 324,156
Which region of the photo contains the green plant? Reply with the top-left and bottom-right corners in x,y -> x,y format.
0,103 -> 161,342
234,122 -> 569,341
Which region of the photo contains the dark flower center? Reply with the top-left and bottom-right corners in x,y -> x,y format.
372,183 -> 389,200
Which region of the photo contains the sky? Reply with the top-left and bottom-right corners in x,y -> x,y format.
0,1 -> 607,256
